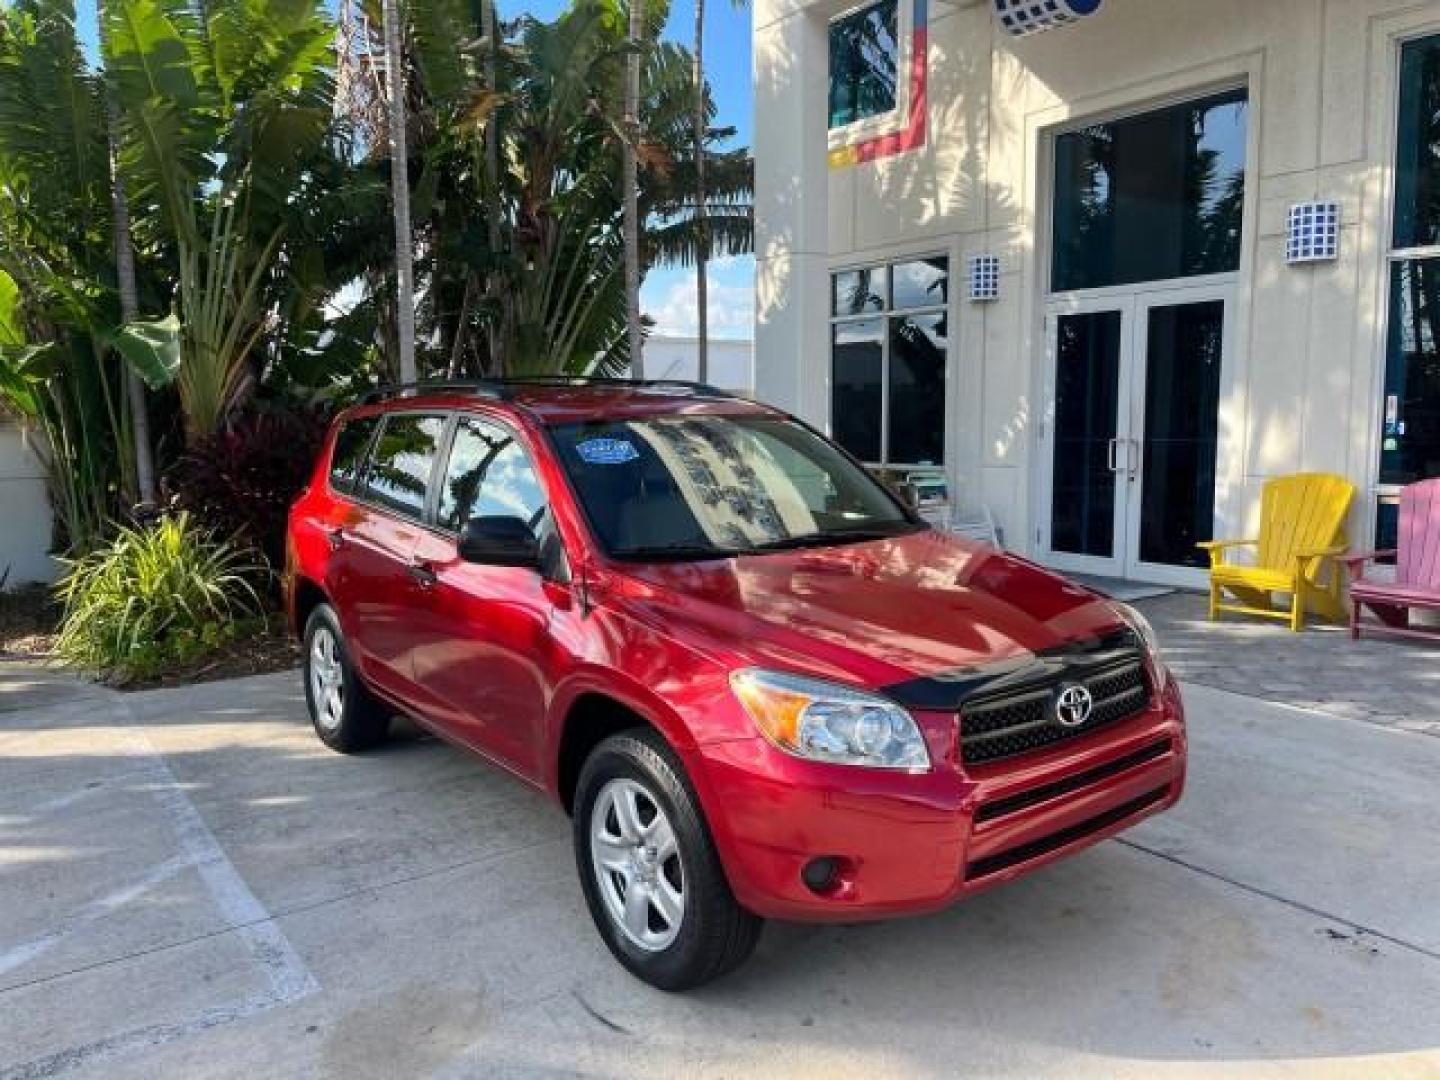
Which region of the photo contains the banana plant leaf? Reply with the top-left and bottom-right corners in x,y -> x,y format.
104,313 -> 182,390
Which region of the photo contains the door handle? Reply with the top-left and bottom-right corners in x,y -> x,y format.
1107,438 -> 1120,473
408,559 -> 438,588
1128,437 -> 1141,479
326,526 -> 346,552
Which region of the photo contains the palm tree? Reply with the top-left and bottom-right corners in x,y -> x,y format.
382,0 -> 417,383
0,0 -> 179,548
96,0 -> 154,507
479,0 -> 503,377
692,0 -> 707,383
403,0 -> 749,378
691,0 -> 751,385
623,0 -> 645,378
102,0 -> 338,438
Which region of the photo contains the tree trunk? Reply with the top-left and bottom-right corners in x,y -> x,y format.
693,0 -> 708,385
382,0 -> 417,383
481,0 -> 504,377
99,0 -> 156,506
623,0 -> 645,379
447,273 -> 475,378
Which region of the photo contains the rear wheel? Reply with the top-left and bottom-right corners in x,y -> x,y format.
574,729 -> 762,991
302,604 -> 390,753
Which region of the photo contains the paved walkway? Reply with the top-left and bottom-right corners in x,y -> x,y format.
2,661 -> 1439,1078
1135,591 -> 1440,738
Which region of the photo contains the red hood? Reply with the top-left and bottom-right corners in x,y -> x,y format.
603,529 -> 1125,691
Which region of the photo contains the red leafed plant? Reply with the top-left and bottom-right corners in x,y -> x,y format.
167,405 -> 331,574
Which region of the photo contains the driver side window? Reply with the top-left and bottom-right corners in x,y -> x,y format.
437,416 -> 548,532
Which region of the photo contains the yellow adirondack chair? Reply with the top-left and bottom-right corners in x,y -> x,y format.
1198,473 -> 1356,632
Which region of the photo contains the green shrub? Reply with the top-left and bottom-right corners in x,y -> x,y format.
54,513 -> 266,682
167,404 -> 331,573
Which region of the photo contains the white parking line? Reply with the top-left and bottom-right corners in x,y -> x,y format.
113,713 -> 321,1006
0,706 -> 319,1079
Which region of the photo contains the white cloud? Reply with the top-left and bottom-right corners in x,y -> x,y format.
648,275 -> 755,339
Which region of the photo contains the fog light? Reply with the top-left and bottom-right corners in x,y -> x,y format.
801,857 -> 840,894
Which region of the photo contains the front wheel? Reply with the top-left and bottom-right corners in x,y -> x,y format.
574,729 -> 762,991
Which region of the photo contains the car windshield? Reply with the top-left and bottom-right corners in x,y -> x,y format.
549,414 -> 923,561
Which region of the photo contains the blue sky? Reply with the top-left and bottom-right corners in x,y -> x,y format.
74,0 -> 756,341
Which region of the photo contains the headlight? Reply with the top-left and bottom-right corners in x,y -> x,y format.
729,669 -> 931,771
1113,602 -> 1164,662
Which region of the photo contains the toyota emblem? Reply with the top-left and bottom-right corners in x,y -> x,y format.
1054,684 -> 1094,729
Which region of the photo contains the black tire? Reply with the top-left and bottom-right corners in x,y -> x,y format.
302,603 -> 390,753
573,728 -> 762,991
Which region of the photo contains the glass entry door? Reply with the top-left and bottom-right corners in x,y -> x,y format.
1041,288 -> 1229,585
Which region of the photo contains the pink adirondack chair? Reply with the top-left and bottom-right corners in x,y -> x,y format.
1345,478 -> 1440,643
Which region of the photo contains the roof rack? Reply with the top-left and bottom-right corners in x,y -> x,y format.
357,376 -> 740,406
357,379 -> 502,406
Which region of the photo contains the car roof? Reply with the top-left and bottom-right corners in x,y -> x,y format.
347,379 -> 782,426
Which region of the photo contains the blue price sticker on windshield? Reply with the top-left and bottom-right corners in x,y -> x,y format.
576,437 -> 640,465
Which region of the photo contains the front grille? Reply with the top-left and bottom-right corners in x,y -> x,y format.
974,737 -> 1174,823
960,654 -> 1151,765
964,785 -> 1170,880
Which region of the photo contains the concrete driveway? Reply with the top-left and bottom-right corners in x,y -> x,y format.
2,663 -> 1438,1079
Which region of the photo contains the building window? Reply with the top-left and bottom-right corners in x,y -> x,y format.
1378,35 -> 1440,544
1052,89 -> 1249,292
828,0 -> 899,131
1394,36 -> 1440,250
830,258 -> 948,466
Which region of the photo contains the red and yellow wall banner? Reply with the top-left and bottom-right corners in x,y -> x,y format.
828,0 -> 928,170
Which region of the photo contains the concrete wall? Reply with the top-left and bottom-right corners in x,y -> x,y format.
755,0 -> 1438,560
643,336 -> 756,393
0,417 -> 55,587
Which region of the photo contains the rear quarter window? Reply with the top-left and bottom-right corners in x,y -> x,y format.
328,416 -> 380,495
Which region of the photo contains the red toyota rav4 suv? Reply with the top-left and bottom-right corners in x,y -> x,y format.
286,379 -> 1186,990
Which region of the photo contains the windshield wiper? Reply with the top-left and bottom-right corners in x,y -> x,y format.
744,523 -> 923,553
611,543 -> 742,563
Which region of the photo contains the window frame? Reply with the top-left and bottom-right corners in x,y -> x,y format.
826,0 -> 912,146
1375,29 -> 1440,546
828,254 -> 950,469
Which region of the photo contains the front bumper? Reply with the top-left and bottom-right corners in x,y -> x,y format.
691,674 -> 1186,922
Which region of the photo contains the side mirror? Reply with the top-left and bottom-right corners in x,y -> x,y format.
457,515 -> 540,568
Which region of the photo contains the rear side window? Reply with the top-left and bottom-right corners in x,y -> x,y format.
328,416 -> 380,495
360,414 -> 447,520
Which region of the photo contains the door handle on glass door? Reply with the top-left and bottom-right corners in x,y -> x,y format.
1108,438 -> 1120,473
1128,438 -> 1141,479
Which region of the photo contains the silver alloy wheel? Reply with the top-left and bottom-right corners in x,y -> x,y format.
589,777 -> 685,952
309,624 -> 345,734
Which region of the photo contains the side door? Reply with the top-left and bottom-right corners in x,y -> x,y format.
1121,288 -> 1230,588
1037,299 -> 1137,579
333,412 -> 448,699
409,413 -> 573,777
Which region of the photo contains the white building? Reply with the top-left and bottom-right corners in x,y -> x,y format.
0,417 -> 54,587
754,0 -> 1440,587
643,335 -> 755,393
